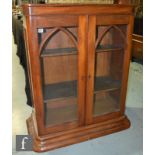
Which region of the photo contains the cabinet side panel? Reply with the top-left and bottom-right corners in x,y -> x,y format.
24,16 -> 46,135
120,15 -> 134,114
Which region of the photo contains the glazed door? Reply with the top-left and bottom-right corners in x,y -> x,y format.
86,15 -> 132,124
37,15 -> 86,133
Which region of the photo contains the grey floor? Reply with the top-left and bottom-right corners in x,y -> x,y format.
12,37 -> 143,155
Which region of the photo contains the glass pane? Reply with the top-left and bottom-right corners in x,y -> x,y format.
38,27 -> 78,127
93,25 -> 127,117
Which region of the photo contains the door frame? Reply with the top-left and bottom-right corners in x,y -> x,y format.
85,15 -> 134,125
28,15 -> 87,135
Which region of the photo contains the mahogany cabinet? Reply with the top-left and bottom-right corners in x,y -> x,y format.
22,3 -> 134,152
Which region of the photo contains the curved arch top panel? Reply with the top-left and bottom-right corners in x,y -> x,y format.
95,25 -> 127,50
38,26 -> 78,57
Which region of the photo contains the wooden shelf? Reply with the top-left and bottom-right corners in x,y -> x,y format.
40,46 -> 123,57
96,45 -> 123,53
43,76 -> 121,102
46,101 -> 77,126
40,45 -> 123,57
41,47 -> 77,57
94,94 -> 119,116
44,80 -> 77,102
94,77 -> 121,94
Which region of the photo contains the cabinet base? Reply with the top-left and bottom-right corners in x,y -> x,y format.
27,115 -> 130,152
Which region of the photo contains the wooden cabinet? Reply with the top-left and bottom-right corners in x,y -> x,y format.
22,3 -> 134,152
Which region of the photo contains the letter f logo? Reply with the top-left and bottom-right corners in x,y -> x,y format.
21,137 -> 28,150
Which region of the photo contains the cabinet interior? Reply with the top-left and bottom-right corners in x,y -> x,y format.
38,24 -> 127,127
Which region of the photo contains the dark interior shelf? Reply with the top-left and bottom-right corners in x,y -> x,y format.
43,76 -> 121,102
40,45 -> 123,57
96,45 -> 124,53
44,80 -> 77,102
94,77 -> 121,94
41,47 -> 77,57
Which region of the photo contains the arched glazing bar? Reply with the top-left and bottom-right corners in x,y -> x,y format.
39,27 -> 78,55
95,25 -> 126,49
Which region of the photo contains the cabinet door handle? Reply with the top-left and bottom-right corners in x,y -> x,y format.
88,75 -> 91,80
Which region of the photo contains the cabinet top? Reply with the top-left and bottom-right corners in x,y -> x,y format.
22,4 -> 134,16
